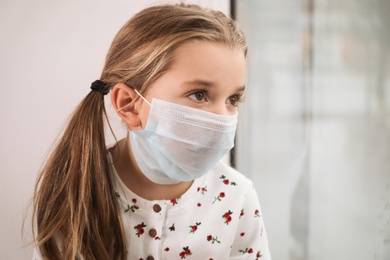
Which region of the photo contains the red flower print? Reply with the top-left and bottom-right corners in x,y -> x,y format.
239,209 -> 245,219
164,247 -> 170,252
222,210 -> 233,224
239,248 -> 254,254
240,232 -> 245,236
256,251 -> 263,259
134,222 -> 146,237
220,175 -> 229,185
179,246 -> 192,259
169,223 -> 175,232
171,198 -> 178,205
125,198 -> 139,213
189,222 -> 201,233
206,235 -> 220,244
197,203 -> 202,207
220,175 -> 237,186
197,186 -> 208,194
255,209 -> 261,217
213,192 -> 226,204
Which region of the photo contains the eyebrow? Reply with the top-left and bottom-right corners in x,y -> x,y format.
182,80 -> 214,88
182,79 -> 246,92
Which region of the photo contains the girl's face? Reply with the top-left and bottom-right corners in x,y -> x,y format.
137,41 -> 247,125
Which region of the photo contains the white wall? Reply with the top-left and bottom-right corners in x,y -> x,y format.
0,0 -> 229,258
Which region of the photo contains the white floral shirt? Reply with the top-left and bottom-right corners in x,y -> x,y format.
112,156 -> 271,260
33,157 -> 271,260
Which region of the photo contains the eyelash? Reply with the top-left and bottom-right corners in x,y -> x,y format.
187,90 -> 244,107
228,93 -> 244,106
188,90 -> 207,103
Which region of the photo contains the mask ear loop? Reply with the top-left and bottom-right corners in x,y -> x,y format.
133,88 -> 151,106
115,88 -> 151,112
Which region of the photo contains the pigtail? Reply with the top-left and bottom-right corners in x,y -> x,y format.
32,91 -> 126,259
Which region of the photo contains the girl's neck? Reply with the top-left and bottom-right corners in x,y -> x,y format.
111,137 -> 193,201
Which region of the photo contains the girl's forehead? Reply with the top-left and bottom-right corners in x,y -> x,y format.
169,42 -> 246,81
146,41 -> 246,97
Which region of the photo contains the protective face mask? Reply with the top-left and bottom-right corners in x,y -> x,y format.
129,90 -> 238,185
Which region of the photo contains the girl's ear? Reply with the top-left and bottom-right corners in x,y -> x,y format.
111,83 -> 142,129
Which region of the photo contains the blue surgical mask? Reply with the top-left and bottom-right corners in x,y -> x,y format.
129,90 -> 238,184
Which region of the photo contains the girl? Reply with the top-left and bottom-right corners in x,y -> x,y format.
32,3 -> 271,260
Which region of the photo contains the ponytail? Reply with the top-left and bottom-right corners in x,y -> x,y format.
32,91 -> 126,259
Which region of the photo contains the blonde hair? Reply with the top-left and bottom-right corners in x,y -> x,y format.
32,3 -> 247,259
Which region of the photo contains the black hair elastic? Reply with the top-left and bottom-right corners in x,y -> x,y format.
90,80 -> 109,95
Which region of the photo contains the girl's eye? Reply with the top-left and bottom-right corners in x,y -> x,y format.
227,94 -> 242,106
188,91 -> 207,102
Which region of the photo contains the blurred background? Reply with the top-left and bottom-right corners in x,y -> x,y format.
0,0 -> 389,259
235,0 -> 390,259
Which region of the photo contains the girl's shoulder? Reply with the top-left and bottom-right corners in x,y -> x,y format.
202,160 -> 254,196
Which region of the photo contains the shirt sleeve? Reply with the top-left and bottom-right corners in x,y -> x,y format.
229,185 -> 272,259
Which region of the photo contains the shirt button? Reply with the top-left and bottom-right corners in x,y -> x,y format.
146,256 -> 154,260
153,204 -> 161,213
149,228 -> 157,238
